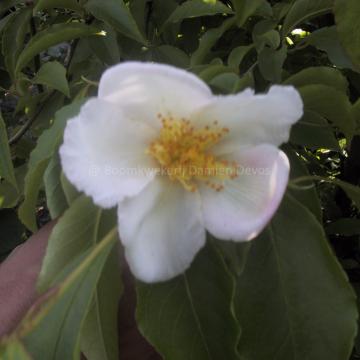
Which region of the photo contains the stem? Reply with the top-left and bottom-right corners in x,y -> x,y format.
290,175 -> 333,185
8,91 -> 55,146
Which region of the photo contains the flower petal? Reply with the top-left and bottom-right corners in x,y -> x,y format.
192,86 -> 303,155
117,177 -> 205,283
200,144 -> 289,241
60,98 -> 156,208
98,61 -> 212,128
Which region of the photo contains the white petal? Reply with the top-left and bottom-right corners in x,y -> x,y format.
192,85 -> 303,155
59,98 -> 156,208
98,61 -> 212,128
117,177 -> 205,283
200,144 -> 289,241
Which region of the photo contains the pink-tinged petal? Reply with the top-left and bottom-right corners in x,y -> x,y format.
98,61 -> 212,129
192,85 -> 303,155
60,98 -> 157,208
200,144 -> 289,241
117,177 -> 205,283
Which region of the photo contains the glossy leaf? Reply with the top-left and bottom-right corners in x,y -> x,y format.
137,242 -> 240,360
307,26 -> 355,70
33,0 -> 83,14
0,112 -> 17,189
235,194 -> 357,360
290,111 -> 340,151
191,16 -> 236,66
258,45 -> 287,82
282,0 -> 332,36
165,0 -> 233,24
85,0 -> 146,44
334,0 -> 360,70
15,23 -> 100,73
283,66 -> 349,93
33,61 -> 70,97
87,24 -> 121,66
231,0 -> 265,26
299,85 -> 355,142
43,153 -> 68,219
2,8 -> 31,78
81,248 -> 121,360
37,195 -> 101,291
18,101 -> 84,231
19,228 -> 118,360
227,45 -> 253,70
151,45 -> 190,68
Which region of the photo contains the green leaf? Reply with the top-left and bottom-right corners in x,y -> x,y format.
44,153 -> 68,219
33,0 -> 83,14
33,61 -> 70,97
334,0 -> 360,71
299,85 -> 355,142
0,165 -> 26,209
18,159 -> 49,231
2,8 -> 31,79
85,0 -> 146,44
87,24 -> 120,66
282,0 -> 332,36
136,242 -> 240,360
227,45 -> 253,70
283,66 -> 349,93
18,101 -> 84,231
210,72 -> 242,93
165,0 -> 233,24
231,0 -> 265,27
198,63 -> 234,83
0,112 -> 17,189
326,218 -> 360,236
252,20 -> 279,52
258,45 -> 287,82
290,111 -> 340,151
151,45 -> 190,68
307,26 -> 355,70
235,194 -> 357,360
18,227 -> 118,360
15,23 -> 100,73
81,221 -> 122,360
38,195 -> 101,291
191,16 -> 236,66
60,172 -> 81,205
0,340 -> 31,360
287,148 -> 322,221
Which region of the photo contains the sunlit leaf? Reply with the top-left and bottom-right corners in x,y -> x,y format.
282,0 -> 332,36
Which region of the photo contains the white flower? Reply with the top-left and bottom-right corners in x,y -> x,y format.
59,62 -> 303,283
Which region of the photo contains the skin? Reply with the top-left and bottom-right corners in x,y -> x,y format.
0,221 -> 161,360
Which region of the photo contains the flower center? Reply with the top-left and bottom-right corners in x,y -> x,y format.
147,114 -> 238,192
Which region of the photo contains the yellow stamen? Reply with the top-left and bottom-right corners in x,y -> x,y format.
147,115 -> 238,192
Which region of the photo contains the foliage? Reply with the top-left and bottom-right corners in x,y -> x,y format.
0,0 -> 360,359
